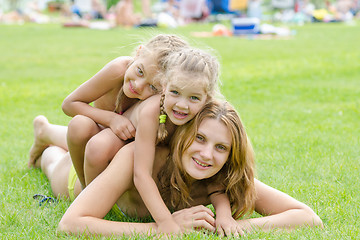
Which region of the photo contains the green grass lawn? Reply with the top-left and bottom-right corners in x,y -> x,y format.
0,21 -> 359,239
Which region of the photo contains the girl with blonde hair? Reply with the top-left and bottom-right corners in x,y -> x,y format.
131,46 -> 221,233
29,34 -> 189,189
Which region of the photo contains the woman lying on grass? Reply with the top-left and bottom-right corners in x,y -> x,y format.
29,100 -> 323,237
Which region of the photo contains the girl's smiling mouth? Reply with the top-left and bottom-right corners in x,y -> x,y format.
173,110 -> 188,119
129,81 -> 139,95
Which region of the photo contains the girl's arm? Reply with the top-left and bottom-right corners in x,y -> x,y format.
133,97 -> 180,234
209,185 -> 242,237
62,57 -> 135,140
237,179 -> 323,232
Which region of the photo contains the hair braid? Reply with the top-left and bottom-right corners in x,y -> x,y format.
114,88 -> 125,113
157,93 -> 168,144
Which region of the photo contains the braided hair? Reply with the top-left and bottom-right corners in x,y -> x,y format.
157,93 -> 168,143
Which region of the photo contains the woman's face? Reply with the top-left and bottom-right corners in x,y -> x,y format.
181,118 -> 232,180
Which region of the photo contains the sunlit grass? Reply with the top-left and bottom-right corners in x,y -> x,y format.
0,21 -> 359,239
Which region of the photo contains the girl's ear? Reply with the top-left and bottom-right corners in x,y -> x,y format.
136,45 -> 144,57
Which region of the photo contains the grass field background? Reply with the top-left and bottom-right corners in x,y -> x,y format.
0,21 -> 359,239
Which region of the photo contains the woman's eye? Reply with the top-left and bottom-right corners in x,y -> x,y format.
137,67 -> 144,76
190,96 -> 200,101
149,84 -> 158,92
216,145 -> 227,151
170,90 -> 179,95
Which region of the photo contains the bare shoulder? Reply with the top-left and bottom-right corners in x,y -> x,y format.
138,95 -> 161,119
108,56 -> 133,66
103,56 -> 133,76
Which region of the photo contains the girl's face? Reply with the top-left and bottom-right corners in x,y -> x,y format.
123,55 -> 161,100
163,77 -> 207,126
181,118 -> 232,180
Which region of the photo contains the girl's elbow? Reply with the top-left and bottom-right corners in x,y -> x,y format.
303,207 -> 323,228
58,214 -> 83,235
133,171 -> 141,187
310,212 -> 323,228
61,99 -> 70,115
133,170 -> 148,188
58,216 -> 73,234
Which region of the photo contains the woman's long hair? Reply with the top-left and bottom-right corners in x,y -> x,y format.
158,100 -> 256,218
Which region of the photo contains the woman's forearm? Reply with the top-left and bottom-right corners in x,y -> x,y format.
58,215 -> 157,236
248,179 -> 323,232
238,208 -> 323,232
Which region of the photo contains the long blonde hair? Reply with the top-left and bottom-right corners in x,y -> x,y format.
156,47 -> 220,143
114,34 -> 189,113
158,100 -> 256,218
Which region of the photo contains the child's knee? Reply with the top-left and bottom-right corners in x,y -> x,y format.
85,136 -> 112,167
68,115 -> 98,143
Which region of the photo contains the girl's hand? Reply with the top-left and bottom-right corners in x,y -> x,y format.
172,205 -> 216,232
215,215 -> 244,237
109,115 -> 135,140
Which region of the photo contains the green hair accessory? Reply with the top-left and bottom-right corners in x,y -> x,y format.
159,114 -> 167,124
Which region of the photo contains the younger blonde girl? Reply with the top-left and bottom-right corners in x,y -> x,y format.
132,47 -> 220,233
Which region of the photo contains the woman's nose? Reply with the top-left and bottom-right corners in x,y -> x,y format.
199,145 -> 213,160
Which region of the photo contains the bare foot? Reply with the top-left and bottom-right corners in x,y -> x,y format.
28,115 -> 50,168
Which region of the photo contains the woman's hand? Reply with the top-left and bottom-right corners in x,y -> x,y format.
215,214 -> 244,237
109,114 -> 135,140
172,205 -> 216,233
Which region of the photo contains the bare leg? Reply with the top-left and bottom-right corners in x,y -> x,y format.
36,146 -> 82,199
84,128 -> 126,186
67,115 -> 101,188
28,115 -> 68,168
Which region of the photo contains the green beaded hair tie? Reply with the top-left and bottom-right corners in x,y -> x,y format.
159,114 -> 167,124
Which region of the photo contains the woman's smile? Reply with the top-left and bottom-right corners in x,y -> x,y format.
192,157 -> 212,168
182,118 -> 231,180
